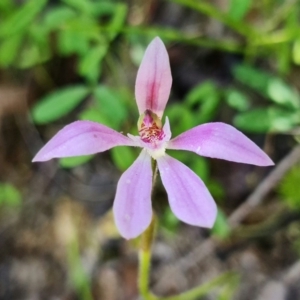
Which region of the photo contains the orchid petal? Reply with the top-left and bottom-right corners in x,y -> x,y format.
163,116 -> 172,141
157,155 -> 217,228
32,120 -> 135,162
113,150 -> 153,239
135,37 -> 172,118
168,122 -> 274,166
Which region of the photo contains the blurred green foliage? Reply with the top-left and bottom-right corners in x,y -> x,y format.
212,209 -> 231,239
60,155 -> 93,168
0,183 -> 22,207
278,166 -> 300,210
216,274 -> 240,300
228,0 -> 252,21
2,0 -> 300,71
161,207 -> 180,235
32,85 -> 90,124
0,0 -> 127,83
68,238 -> 93,300
227,64 -> 300,133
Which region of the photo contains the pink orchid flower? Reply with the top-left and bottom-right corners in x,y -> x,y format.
33,37 -> 274,239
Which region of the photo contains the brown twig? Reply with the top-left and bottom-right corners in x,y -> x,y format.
229,144 -> 300,228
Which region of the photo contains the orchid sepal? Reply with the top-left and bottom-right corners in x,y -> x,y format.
168,122 -> 274,166
32,120 -> 135,162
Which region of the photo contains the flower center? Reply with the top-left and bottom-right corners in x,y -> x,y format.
138,110 -> 165,144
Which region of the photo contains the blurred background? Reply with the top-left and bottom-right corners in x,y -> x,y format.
1,0 -> 300,299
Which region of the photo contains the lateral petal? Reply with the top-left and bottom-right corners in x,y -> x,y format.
113,150 -> 153,239
163,116 -> 172,141
135,37 -> 172,118
32,120 -> 135,162
168,122 -> 274,166
157,155 -> 217,228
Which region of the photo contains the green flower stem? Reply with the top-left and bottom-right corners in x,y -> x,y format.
137,161 -> 238,300
138,250 -> 157,300
138,159 -> 159,300
138,215 -> 159,300
138,234 -> 238,300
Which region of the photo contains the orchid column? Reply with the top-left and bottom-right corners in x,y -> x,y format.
33,37 -> 273,299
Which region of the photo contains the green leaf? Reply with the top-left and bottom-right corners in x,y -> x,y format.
18,46 -> 50,68
43,7 -> 77,31
185,81 -> 218,106
276,42 -> 291,75
0,0 -> 15,14
78,44 -> 108,84
111,146 -> 136,171
80,108 -> 111,127
59,16 -> 99,38
166,150 -> 188,165
62,0 -> 93,14
161,207 -> 180,233
18,26 -> 51,68
165,104 -> 195,137
293,38 -> 300,65
0,183 -> 22,207
234,109 -> 271,133
197,93 -> 220,123
59,155 -> 93,168
32,85 -> 90,124
234,107 -> 298,133
278,166 -> 300,210
212,209 -> 231,239
107,3 -> 128,41
190,157 -> 209,183
93,85 -> 127,129
233,64 -> 271,96
185,81 -> 220,123
0,34 -> 22,67
233,64 -> 299,109
89,1 -> 116,17
56,15 -> 100,56
0,0 -> 47,38
267,78 -> 300,109
207,180 -> 225,200
58,30 -> 90,56
228,0 -> 252,21
268,107 -> 299,132
225,89 -> 250,111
